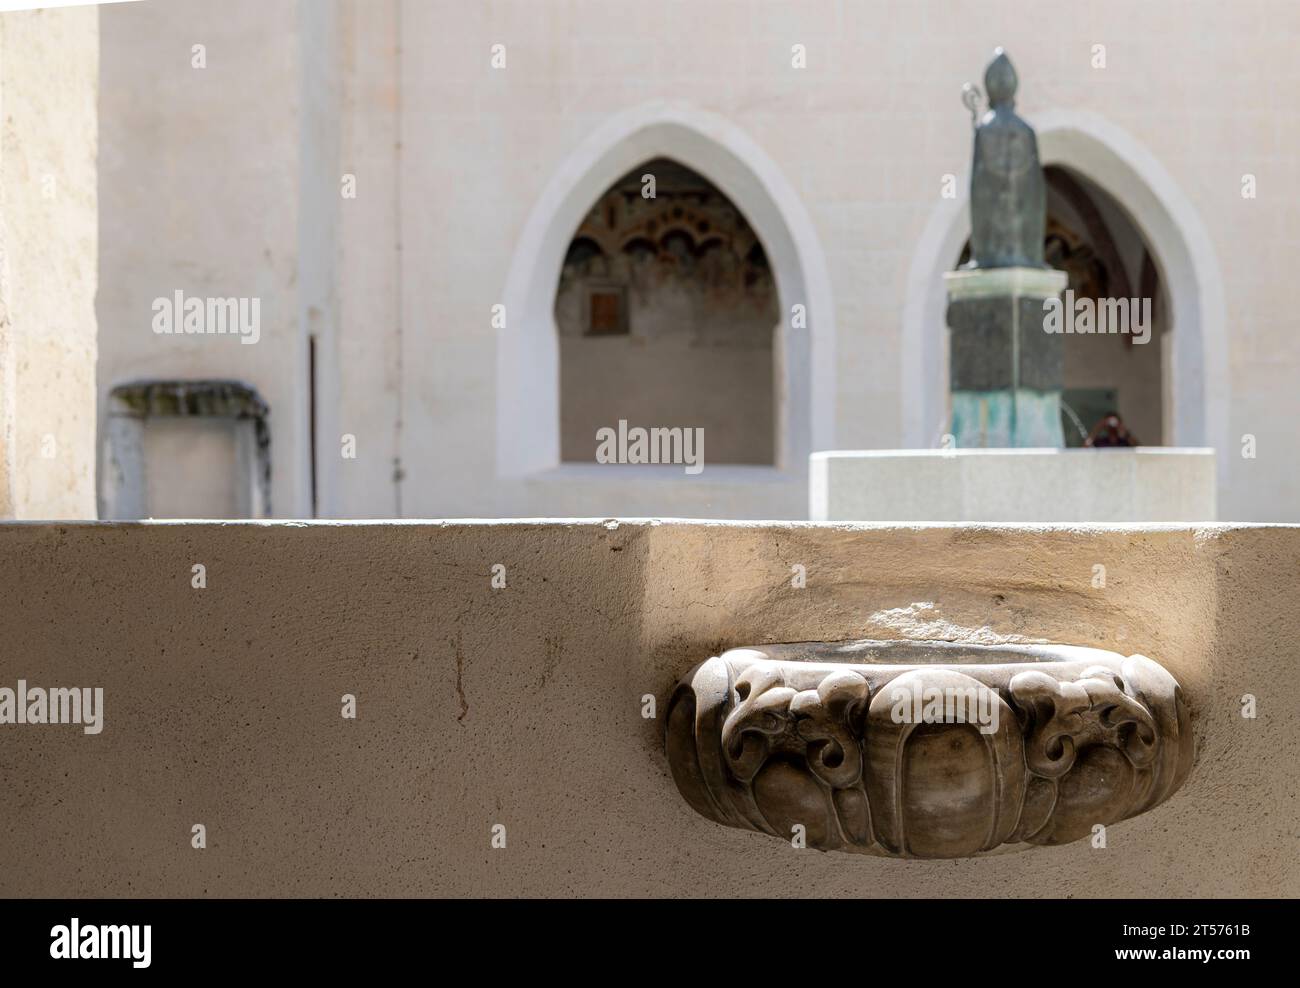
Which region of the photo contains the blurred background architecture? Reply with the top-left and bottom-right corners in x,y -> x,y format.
5,1 -> 1299,520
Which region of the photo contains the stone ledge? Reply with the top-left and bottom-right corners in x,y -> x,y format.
0,520 -> 1292,896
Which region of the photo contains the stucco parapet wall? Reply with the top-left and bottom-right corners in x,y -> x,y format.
0,520 -> 1294,897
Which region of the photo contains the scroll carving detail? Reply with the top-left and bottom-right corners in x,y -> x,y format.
665,642 -> 1193,858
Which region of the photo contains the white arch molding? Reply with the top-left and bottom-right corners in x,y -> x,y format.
498,101 -> 836,478
901,109 -> 1229,485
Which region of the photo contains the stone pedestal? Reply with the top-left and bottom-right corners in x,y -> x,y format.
809,448 -> 1217,523
945,266 -> 1068,448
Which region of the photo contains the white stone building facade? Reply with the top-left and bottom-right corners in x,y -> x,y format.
91,0 -> 1300,521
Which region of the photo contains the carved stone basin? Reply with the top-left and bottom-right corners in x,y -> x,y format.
665,641 -> 1193,859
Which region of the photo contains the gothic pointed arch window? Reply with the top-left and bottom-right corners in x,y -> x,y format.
554,157 -> 778,465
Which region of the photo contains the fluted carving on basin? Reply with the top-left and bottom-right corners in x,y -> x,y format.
665,641 -> 1193,859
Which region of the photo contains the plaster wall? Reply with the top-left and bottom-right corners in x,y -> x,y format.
96,0 -> 310,518
0,520 -> 1294,897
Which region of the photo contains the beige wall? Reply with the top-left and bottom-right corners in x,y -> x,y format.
0,519 -> 1295,896
561,340 -> 776,464
0,6 -> 98,519
95,0 -> 1300,521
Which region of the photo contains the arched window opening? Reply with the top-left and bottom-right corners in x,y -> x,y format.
956,164 -> 1166,445
555,157 -> 778,465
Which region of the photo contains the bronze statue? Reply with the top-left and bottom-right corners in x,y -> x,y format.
965,49 -> 1046,269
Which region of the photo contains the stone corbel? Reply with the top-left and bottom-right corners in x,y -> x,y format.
665,641 -> 1193,858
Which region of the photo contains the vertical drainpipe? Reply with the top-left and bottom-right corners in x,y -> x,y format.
298,0 -> 341,518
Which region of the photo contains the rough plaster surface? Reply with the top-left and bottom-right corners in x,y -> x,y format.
0,520 -> 1294,897
0,7 -> 98,519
